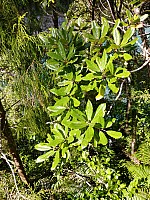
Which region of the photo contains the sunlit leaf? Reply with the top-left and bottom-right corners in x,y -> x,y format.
101,17 -> 109,37
92,103 -> 106,124
121,27 -> 135,46
106,130 -> 122,139
123,53 -> 132,61
69,121 -> 87,129
51,150 -> 60,170
86,59 -> 100,72
99,131 -> 108,145
96,85 -> 105,100
85,100 -> 93,121
35,143 -> 51,151
36,150 -> 55,163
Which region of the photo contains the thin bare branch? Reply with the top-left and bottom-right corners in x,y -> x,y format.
107,80 -> 125,116
106,0 -> 115,21
130,58 -> 150,73
1,153 -> 27,200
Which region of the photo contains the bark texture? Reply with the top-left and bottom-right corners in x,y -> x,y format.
0,100 -> 30,185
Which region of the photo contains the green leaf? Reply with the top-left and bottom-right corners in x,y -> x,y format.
140,14 -> 148,22
67,44 -> 75,61
86,59 -> 100,72
51,150 -> 60,170
106,60 -> 114,75
106,118 -> 116,128
55,97 -> 70,106
50,83 -> 73,96
62,147 -> 68,158
114,19 -> 120,28
123,53 -> 132,61
99,131 -> 108,145
108,83 -> 119,93
92,103 -> 106,124
69,121 -> 87,129
47,52 -> 63,61
92,21 -> 100,39
96,85 -> 105,100
57,80 -> 72,86
57,41 -> 66,60
47,105 -> 66,116
46,59 -> 60,71
35,143 -> 51,151
36,150 -> 55,163
71,97 -> 80,107
106,130 -> 122,139
101,17 -> 109,37
82,73 -> 95,81
85,100 -> 93,121
82,126 -> 94,148
121,27 -> 135,46
115,67 -> 130,78
96,50 -> 107,72
113,28 -> 121,45
71,109 -> 86,121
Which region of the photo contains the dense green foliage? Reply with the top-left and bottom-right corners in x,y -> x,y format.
0,0 -> 150,199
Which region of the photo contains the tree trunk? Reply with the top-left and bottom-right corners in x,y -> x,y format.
0,100 -> 30,185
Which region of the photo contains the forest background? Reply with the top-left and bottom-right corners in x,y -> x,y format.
0,0 -> 150,199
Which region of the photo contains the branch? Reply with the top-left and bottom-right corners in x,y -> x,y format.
106,0 -> 115,21
107,80 -> 125,116
130,58 -> 150,73
1,153 -> 27,200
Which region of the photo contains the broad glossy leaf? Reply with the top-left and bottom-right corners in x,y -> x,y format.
35,143 -> 51,151
47,52 -> 63,61
36,150 -> 55,163
62,147 -> 68,158
52,128 -> 64,140
82,126 -> 94,148
71,97 -> 80,107
67,44 -> 75,61
96,85 -> 105,100
92,21 -> 100,39
113,28 -> 120,45
121,27 -> 135,46
58,41 -> 66,60
92,103 -> 106,124
69,121 -> 87,129
47,105 -> 66,116
106,130 -> 122,139
114,19 -> 120,28
106,60 -> 114,75
108,83 -> 119,93
46,59 -> 59,71
51,150 -> 60,170
101,50 -> 107,70
57,80 -> 72,86
86,100 -> 93,121
115,67 -> 130,78
71,109 -> 86,121
101,17 -> 109,37
82,73 -> 95,81
50,84 -> 72,96
140,14 -> 148,22
123,53 -> 132,61
99,131 -> 108,145
86,59 -> 100,72
55,97 -> 69,106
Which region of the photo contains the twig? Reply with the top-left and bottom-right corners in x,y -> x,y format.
107,80 -> 125,116
106,0 -> 115,21
1,152 -> 27,200
6,100 -> 21,112
130,58 -> 150,73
